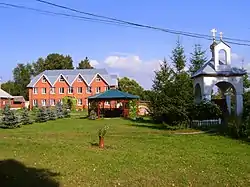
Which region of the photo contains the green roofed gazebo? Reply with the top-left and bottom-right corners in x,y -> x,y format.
87,89 -> 140,118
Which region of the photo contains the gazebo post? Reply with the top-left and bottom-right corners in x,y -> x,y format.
97,101 -> 100,119
102,100 -> 105,118
88,99 -> 90,116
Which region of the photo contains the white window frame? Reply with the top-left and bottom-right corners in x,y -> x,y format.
33,87 -> 38,94
50,99 -> 55,106
42,77 -> 47,83
41,99 -> 46,106
59,75 -> 64,82
59,87 -> 64,94
105,101 -> 110,105
77,98 -> 83,106
105,86 -> 109,91
86,86 -> 91,94
68,87 -> 73,94
96,76 -> 101,82
50,87 -> 55,94
33,99 -> 38,106
58,99 -> 62,104
42,88 -> 46,94
77,76 -> 83,82
77,87 -> 83,94
96,87 -> 101,94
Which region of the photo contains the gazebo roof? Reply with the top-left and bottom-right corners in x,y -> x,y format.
88,89 -> 139,100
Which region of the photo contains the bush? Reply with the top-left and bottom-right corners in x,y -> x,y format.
56,102 -> 64,118
89,110 -> 97,120
20,107 -> 33,125
98,125 -> 109,137
47,107 -> 57,120
63,108 -> 71,118
36,107 -> 49,123
1,105 -> 19,129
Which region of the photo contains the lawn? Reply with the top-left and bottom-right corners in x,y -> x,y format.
0,117 -> 250,187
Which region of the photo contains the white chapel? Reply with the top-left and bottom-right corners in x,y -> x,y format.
192,29 -> 246,116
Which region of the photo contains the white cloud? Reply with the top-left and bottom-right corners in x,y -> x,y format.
90,59 -> 99,67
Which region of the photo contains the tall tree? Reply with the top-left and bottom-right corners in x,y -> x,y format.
171,39 -> 186,73
32,57 -> 46,76
77,57 -> 93,69
118,77 -> 144,98
44,53 -> 74,70
189,44 -> 207,75
1,81 -> 19,96
13,63 -> 33,100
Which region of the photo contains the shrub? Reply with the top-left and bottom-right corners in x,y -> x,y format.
98,125 -> 109,137
36,107 -> 49,123
129,100 -> 138,120
47,107 -> 57,120
20,107 -> 33,125
1,105 -> 19,129
56,102 -> 64,118
63,107 -> 71,118
89,110 -> 97,120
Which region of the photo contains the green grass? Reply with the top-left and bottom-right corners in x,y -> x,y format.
0,118 -> 250,187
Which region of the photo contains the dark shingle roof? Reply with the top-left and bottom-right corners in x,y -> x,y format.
88,89 -> 139,100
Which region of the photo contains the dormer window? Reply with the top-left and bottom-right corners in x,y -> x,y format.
42,76 -> 47,83
59,75 -> 64,82
77,75 -> 83,82
96,76 -> 101,82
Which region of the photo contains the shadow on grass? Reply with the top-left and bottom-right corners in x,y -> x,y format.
0,159 -> 60,187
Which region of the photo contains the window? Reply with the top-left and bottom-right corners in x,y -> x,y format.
77,75 -> 83,82
77,99 -> 82,106
33,87 -> 38,94
58,99 -> 62,104
2,101 -> 5,105
105,101 -> 110,105
86,86 -> 91,93
59,87 -> 64,94
105,86 -> 109,91
50,87 -> 55,94
42,76 -> 47,83
77,87 -> 83,94
41,99 -> 46,106
33,100 -> 38,106
42,88 -> 46,94
59,75 -> 64,82
86,99 -> 89,106
50,99 -> 55,106
96,87 -> 101,94
96,76 -> 101,82
68,87 -> 73,94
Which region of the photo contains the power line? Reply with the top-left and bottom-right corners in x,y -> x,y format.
36,0 -> 250,45
0,3 -> 145,29
2,1 -> 250,47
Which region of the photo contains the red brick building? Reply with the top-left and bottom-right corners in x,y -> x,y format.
27,69 -> 118,109
0,89 -> 25,109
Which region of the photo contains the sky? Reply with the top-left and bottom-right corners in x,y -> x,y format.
1,0 -> 250,89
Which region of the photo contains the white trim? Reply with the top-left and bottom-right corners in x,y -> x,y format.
59,87 -> 65,94
77,87 -> 83,94
41,87 -> 46,94
52,74 -> 70,86
32,74 -> 53,87
68,87 -> 74,94
77,98 -> 83,106
33,87 -> 38,94
89,73 -> 109,85
70,73 -> 89,86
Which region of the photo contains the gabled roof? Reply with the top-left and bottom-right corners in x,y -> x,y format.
191,59 -> 246,78
13,96 -> 25,102
27,69 -> 118,87
88,89 -> 139,100
0,89 -> 14,99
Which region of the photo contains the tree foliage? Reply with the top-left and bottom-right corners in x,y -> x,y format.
36,107 -> 49,123
118,77 -> 144,98
56,102 -> 64,119
20,107 -> 33,125
189,44 -> 207,75
77,57 -> 93,69
1,105 -> 19,128
171,39 -> 186,73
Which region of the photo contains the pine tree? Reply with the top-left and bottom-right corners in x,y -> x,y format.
36,107 -> 49,123
171,39 -> 186,73
189,44 -> 207,75
20,107 -> 32,125
56,102 -> 64,118
47,107 -> 57,120
1,105 -> 19,128
77,57 -> 94,69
